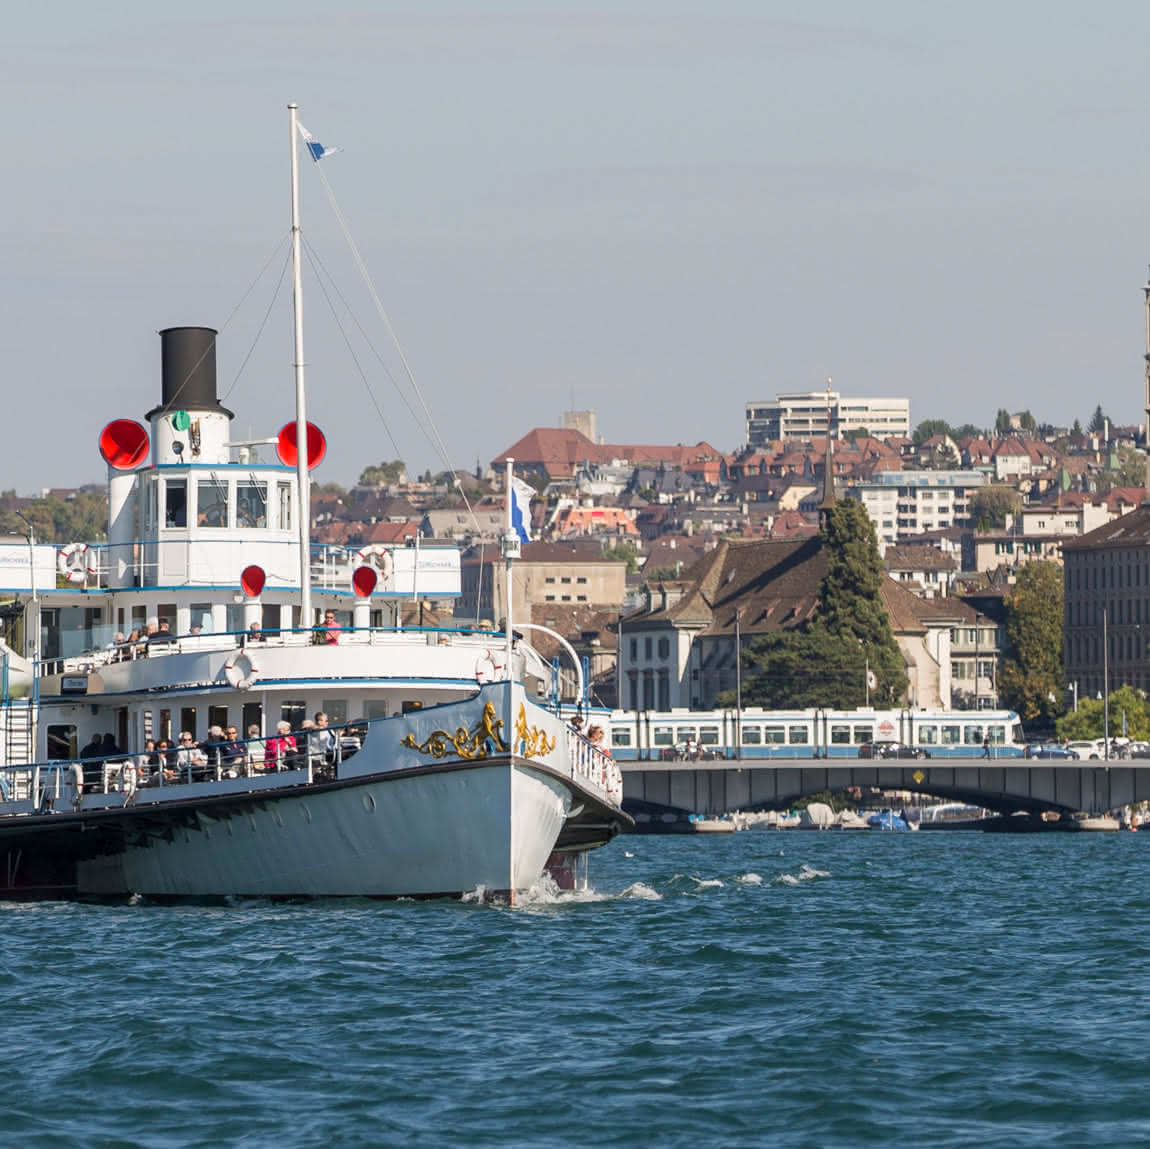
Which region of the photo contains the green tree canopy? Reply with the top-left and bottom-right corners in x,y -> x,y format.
994,408 -> 1012,434
953,423 -> 984,441
1088,405 -> 1108,434
969,485 -> 1021,531
912,418 -> 955,446
603,542 -> 640,573
357,460 -> 406,487
727,501 -> 908,709
997,561 -> 1064,724
1056,686 -> 1150,742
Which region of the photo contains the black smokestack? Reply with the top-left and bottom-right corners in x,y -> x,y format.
147,326 -> 233,419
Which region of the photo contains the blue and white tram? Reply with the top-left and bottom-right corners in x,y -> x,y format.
606,707 -> 1027,761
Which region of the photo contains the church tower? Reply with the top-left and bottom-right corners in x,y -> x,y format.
818,378 -> 836,531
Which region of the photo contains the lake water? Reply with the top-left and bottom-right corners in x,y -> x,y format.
3,830 -> 1149,1148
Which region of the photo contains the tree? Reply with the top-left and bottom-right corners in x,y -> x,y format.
994,409 -> 1012,435
1018,410 -> 1036,432
603,542 -> 640,573
730,501 -> 908,708
953,423 -> 984,441
1071,418 -> 1082,437
357,460 -> 406,487
1088,405 -> 1108,434
912,419 -> 955,446
969,486 -> 1021,531
997,561 -> 1064,724
1056,686 -> 1150,742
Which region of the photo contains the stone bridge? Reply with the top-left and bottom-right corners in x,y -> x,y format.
621,757 -> 1150,818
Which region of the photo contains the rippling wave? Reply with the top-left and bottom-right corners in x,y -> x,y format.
4,833 -> 1150,1146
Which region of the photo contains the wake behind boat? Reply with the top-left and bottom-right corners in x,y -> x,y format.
0,106 -> 629,900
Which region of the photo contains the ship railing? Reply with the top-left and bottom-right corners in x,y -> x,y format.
567,735 -> 624,805
0,723 -> 368,812
37,625 -> 508,677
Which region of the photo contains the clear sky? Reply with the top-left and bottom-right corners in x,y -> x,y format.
4,1 -> 1150,492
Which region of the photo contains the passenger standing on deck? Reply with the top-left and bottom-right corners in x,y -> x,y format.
316,610 -> 341,645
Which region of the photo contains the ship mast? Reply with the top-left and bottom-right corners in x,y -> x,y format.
288,103 -> 312,627
1144,267 -> 1150,500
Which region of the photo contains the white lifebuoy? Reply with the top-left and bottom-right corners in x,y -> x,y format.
474,649 -> 505,685
57,542 -> 89,584
355,545 -> 393,579
224,651 -> 259,691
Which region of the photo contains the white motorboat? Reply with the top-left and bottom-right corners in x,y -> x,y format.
0,106 -> 628,900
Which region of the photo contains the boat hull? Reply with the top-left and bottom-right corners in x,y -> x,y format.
3,760 -> 572,900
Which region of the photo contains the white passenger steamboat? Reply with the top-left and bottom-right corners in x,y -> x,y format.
0,106 -> 627,900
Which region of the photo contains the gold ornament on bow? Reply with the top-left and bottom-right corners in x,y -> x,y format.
401,701 -> 509,760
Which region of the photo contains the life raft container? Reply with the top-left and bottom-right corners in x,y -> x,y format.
57,543 -> 90,584
223,651 -> 259,691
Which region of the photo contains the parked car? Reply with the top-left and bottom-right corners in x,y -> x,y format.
858,741 -> 930,760
1024,744 -> 1081,760
1065,740 -> 1105,760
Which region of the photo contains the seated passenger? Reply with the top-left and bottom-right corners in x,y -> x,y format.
264,721 -> 297,771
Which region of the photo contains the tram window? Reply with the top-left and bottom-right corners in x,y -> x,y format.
611,727 -> 632,747
763,726 -> 786,744
47,724 -> 77,760
676,726 -> 697,745
964,725 -> 983,746
281,700 -> 306,728
322,700 -> 348,724
853,726 -> 872,744
788,726 -> 809,745
653,726 -> 674,747
741,726 -> 761,745
987,725 -> 1005,745
830,724 -> 851,744
918,725 -> 938,745
1011,723 -> 1024,746
699,726 -> 720,746
941,725 -> 960,745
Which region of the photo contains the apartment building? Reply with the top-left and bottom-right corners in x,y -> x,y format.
845,470 -> 985,552
746,391 -> 910,448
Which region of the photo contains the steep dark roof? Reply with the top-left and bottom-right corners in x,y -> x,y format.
1062,505 -> 1150,551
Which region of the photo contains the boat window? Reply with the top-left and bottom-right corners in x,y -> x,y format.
321,699 -> 348,724
278,482 -> 292,531
164,479 -> 187,528
964,725 -> 983,746
652,725 -> 674,747
741,726 -> 761,745
788,725 -> 809,744
830,724 -> 851,744
47,724 -> 77,760
365,700 -> 389,720
190,603 -> 213,633
763,725 -> 786,744
987,725 -> 1005,745
158,709 -> 172,742
610,726 -> 632,747
280,700 -> 306,729
853,726 -> 872,744
918,725 -> 938,745
143,475 -> 157,528
241,701 -> 263,736
698,726 -> 720,746
237,478 -> 268,528
940,724 -> 960,745
197,477 -> 230,527
181,708 -> 198,740
208,705 -> 229,730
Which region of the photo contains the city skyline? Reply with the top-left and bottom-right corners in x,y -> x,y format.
5,2 -> 1150,494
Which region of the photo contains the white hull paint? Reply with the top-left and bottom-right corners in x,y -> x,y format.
78,760 -> 570,899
